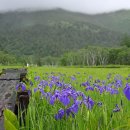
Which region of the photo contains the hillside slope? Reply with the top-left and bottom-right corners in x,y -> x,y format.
0,9 -> 125,56
85,10 -> 130,34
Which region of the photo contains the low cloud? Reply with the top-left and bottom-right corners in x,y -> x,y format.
0,0 -> 130,14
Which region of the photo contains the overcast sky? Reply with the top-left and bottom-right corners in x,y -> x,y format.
1,0 -> 130,14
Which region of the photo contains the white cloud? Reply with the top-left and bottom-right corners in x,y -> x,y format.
0,0 -> 130,14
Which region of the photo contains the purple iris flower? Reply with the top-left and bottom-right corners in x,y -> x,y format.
97,86 -> 105,94
21,83 -> 26,91
16,84 -> 19,91
39,88 -> 45,95
83,96 -> 95,110
86,86 -> 94,91
70,92 -> 77,101
77,91 -> 84,97
70,100 -> 80,113
51,76 -> 60,83
81,81 -> 90,87
55,109 -> 65,120
126,78 -> 129,81
28,90 -> 31,96
39,80 -> 48,87
65,108 -> 75,118
34,76 -> 40,81
110,89 -> 118,95
123,83 -> 130,100
34,87 -> 39,93
66,108 -> 72,117
95,79 -> 100,83
46,92 -> 51,100
77,91 -> 87,101
50,95 -> 56,105
70,103 -> 78,113
107,83 -> 113,88
49,81 -> 55,89
16,82 -> 26,91
105,86 -> 112,92
56,81 -> 63,87
115,80 -> 122,88
71,76 -> 76,81
50,90 -> 60,105
59,95 -> 70,106
89,76 -> 93,80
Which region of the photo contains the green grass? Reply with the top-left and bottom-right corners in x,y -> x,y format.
2,66 -> 130,130
17,66 -> 130,130
28,66 -> 130,79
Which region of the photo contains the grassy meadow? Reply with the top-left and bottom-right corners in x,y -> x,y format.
2,66 -> 130,130
19,66 -> 130,130
1,8 -> 130,130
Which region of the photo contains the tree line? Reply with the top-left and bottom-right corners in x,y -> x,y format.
60,46 -> 130,66
1,46 -> 130,66
0,34 -> 130,66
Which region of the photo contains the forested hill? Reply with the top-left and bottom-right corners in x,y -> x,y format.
85,10 -> 130,34
0,9 -> 129,57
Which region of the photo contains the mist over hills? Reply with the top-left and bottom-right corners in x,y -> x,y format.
0,9 -> 129,57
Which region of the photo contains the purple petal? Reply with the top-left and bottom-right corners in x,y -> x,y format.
123,84 -> 130,100
16,84 -> 19,91
60,95 -> 70,106
40,88 -> 45,95
50,95 -> 56,105
55,109 -> 64,120
70,103 -> 79,113
21,83 -> 26,91
34,88 -> 38,93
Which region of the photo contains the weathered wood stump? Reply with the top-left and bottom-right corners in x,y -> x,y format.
14,91 -> 29,126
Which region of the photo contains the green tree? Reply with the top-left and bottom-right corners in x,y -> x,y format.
120,34 -> 130,47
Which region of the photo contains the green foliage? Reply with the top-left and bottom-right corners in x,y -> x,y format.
4,109 -> 19,130
84,10 -> 130,34
120,34 -> 130,47
18,67 -> 130,130
117,48 -> 130,65
41,56 -> 59,66
60,46 -> 108,66
1,9 -> 130,66
4,117 -> 18,130
60,46 -> 130,66
0,51 -> 16,65
0,9 -> 122,58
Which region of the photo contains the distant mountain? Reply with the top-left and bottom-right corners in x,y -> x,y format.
0,9 -> 128,57
84,9 -> 130,34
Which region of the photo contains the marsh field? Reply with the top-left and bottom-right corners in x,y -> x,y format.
2,66 -> 130,130
1,2 -> 130,130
